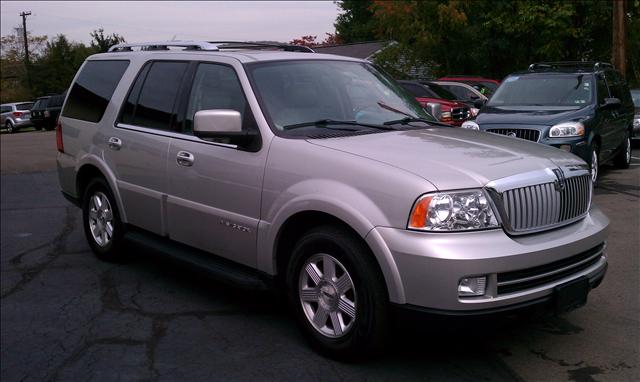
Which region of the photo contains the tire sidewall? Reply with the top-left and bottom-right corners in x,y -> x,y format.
286,227 -> 388,359
82,178 -> 124,261
6,121 -> 15,133
590,143 -> 599,186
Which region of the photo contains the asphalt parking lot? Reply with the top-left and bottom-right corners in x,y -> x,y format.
1,130 -> 638,381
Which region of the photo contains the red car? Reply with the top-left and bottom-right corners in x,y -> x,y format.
398,80 -> 472,126
437,75 -> 501,92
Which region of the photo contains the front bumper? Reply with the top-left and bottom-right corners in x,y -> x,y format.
374,206 -> 609,312
542,136 -> 590,163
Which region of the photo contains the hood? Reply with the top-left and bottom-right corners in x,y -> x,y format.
477,105 -> 591,126
307,128 -> 586,190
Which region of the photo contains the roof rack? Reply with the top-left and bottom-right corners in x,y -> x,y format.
528,61 -> 614,72
108,40 -> 314,53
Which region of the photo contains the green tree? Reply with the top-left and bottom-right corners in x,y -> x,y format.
90,28 -> 125,53
335,0 -> 377,42
0,28 -> 47,102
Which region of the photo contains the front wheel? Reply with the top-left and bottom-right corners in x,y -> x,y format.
82,178 -> 125,261
613,132 -> 631,169
287,226 -> 390,361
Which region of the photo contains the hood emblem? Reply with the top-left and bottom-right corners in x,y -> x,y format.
507,131 -> 517,138
552,168 -> 567,191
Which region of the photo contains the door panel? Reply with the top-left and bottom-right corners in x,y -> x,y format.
166,139 -> 265,267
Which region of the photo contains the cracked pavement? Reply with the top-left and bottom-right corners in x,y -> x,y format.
1,131 -> 638,381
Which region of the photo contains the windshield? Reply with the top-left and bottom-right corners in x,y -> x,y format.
247,60 -> 435,135
489,74 -> 593,107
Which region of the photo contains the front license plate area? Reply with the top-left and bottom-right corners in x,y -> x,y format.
554,277 -> 589,314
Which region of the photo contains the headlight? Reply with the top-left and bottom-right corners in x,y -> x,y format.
408,189 -> 499,231
461,120 -> 479,130
549,122 -> 584,138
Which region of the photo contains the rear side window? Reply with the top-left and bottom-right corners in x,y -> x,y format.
63,60 -> 129,122
120,61 -> 189,130
16,103 -> 33,111
0,106 -> 11,113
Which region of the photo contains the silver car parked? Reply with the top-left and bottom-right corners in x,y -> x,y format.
1,102 -> 34,133
56,41 -> 609,360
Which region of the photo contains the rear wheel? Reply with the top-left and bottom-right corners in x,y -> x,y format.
613,131 -> 631,169
5,121 -> 16,133
287,225 -> 390,361
82,178 -> 125,261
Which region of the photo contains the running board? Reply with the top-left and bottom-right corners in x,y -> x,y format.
124,229 -> 273,291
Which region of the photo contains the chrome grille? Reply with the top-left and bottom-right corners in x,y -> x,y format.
451,107 -> 470,121
487,128 -> 540,142
499,174 -> 591,233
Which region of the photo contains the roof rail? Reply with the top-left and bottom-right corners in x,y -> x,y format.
108,41 -> 220,52
209,41 -> 315,53
107,40 -> 315,53
528,61 -> 614,72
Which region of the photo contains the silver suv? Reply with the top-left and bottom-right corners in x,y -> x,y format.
1,102 -> 34,133
56,41 -> 609,360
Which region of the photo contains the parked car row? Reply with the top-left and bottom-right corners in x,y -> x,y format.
1,93 -> 66,133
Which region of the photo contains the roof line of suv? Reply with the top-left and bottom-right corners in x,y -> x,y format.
108,40 -> 314,53
528,61 -> 614,73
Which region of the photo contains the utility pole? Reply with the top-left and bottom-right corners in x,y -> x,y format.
19,11 -> 32,91
612,0 -> 626,76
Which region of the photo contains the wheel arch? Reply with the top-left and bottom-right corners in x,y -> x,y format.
75,157 -> 127,222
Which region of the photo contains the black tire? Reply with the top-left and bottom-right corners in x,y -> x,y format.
82,177 -> 126,262
44,123 -> 55,131
613,131 -> 631,169
286,225 -> 390,361
589,142 -> 599,187
6,121 -> 16,133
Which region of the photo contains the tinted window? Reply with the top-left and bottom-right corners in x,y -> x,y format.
400,83 -> 436,98
123,61 -> 188,130
425,83 -> 457,100
62,60 -> 129,122
185,63 -> 253,134
0,106 -> 11,113
16,103 -> 33,111
488,74 -> 593,106
48,95 -> 65,108
33,99 -> 48,109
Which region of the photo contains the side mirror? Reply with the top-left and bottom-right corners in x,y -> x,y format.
194,109 -> 242,135
601,97 -> 621,109
425,103 -> 442,121
473,98 -> 486,109
193,109 -> 258,147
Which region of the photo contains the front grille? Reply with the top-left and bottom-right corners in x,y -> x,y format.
499,174 -> 591,233
451,107 -> 470,121
487,128 -> 540,142
497,243 -> 605,295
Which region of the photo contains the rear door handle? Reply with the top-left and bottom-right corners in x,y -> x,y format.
176,151 -> 195,167
107,137 -> 122,150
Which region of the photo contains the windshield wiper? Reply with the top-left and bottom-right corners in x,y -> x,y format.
282,119 -> 397,131
377,101 -> 413,118
383,117 -> 450,128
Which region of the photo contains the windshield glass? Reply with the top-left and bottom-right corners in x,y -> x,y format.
247,60 -> 435,134
489,74 -> 593,107
425,83 -> 456,100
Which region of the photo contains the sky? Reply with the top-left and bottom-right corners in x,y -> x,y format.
0,1 -> 341,45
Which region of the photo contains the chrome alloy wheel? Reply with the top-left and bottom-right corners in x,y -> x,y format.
299,253 -> 357,338
625,137 -> 631,164
88,191 -> 114,247
591,149 -> 599,184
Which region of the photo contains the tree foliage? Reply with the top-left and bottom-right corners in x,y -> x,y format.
335,0 -> 640,85
0,28 -> 125,102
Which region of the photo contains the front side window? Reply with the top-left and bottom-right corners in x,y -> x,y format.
489,74 -> 594,106
63,60 -> 129,122
247,60 -> 433,136
184,63 -> 256,134
596,75 -> 609,104
33,99 -> 47,110
120,61 -> 189,130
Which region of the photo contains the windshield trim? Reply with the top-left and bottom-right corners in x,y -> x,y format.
243,59 -> 433,139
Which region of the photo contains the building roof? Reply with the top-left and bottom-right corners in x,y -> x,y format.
313,41 -> 389,60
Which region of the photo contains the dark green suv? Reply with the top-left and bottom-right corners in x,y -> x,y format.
464,62 -> 634,184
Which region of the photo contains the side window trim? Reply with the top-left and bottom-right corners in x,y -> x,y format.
116,61 -> 152,126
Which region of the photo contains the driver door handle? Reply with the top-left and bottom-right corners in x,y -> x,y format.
176,151 -> 195,167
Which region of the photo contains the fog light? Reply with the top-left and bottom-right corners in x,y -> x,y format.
458,276 -> 487,297
559,145 -> 572,152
